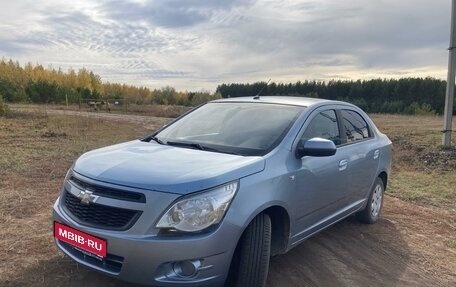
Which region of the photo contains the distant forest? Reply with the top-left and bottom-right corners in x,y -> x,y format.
0,59 -> 220,107
216,78 -> 453,115
0,58 -> 454,114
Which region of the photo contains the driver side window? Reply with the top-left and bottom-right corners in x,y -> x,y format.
301,110 -> 341,145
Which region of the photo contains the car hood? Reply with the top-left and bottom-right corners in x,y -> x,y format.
73,140 -> 265,195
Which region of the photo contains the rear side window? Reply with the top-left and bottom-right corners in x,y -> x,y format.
302,110 -> 341,145
341,110 -> 371,143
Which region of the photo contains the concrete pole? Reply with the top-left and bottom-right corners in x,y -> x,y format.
443,0 -> 456,147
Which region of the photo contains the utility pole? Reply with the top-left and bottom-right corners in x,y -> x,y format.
443,0 -> 456,147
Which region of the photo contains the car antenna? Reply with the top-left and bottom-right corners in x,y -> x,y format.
253,79 -> 271,100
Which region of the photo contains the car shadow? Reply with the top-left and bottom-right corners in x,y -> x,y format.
267,215 -> 427,287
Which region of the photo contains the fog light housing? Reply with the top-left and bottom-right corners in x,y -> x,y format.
173,260 -> 201,277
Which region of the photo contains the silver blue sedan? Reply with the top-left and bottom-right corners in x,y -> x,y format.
53,96 -> 392,287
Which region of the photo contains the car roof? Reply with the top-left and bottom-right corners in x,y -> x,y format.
212,96 -> 341,108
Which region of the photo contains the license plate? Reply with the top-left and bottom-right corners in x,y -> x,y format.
54,222 -> 107,258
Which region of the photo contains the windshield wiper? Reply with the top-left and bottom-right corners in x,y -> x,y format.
166,141 -> 242,156
166,141 -> 205,150
149,136 -> 165,145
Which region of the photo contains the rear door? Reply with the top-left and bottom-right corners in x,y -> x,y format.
337,109 -> 379,202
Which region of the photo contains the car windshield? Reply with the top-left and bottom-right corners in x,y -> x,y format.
153,102 -> 305,156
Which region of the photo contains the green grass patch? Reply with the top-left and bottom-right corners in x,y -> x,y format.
389,171 -> 456,206
444,239 -> 456,249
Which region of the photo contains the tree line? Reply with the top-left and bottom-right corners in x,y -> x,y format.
1,58 -> 453,114
0,59 -> 220,106
217,78 -> 454,115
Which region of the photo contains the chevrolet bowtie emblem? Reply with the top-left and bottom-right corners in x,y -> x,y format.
78,190 -> 98,205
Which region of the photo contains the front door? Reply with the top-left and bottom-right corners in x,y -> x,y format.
290,108 -> 349,243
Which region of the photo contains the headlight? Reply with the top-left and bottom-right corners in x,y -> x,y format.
156,181 -> 238,232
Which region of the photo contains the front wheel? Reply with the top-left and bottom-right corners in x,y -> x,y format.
228,213 -> 271,287
357,177 -> 384,224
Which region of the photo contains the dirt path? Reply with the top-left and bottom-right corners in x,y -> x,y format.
4,108 -> 455,287
13,107 -> 172,131
268,196 -> 455,287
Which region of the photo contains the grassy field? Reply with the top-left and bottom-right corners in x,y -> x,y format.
0,110 -> 151,285
370,114 -> 456,209
3,108 -> 455,208
10,103 -> 191,118
0,108 -> 455,286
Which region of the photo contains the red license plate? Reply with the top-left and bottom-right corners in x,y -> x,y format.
54,222 -> 107,258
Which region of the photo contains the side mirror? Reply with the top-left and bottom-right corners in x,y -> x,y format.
296,138 -> 337,158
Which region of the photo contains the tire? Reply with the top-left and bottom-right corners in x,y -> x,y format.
356,177 -> 385,224
228,213 -> 272,287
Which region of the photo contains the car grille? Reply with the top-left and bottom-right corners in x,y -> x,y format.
63,191 -> 142,230
69,176 -> 146,203
59,240 -> 123,273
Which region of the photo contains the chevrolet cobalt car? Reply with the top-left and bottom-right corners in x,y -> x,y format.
53,97 -> 392,287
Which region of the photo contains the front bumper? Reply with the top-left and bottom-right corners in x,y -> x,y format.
53,198 -> 240,287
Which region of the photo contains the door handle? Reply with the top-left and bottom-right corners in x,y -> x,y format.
339,159 -> 348,171
374,149 -> 379,159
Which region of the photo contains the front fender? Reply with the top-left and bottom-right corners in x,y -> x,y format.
223,168 -> 294,247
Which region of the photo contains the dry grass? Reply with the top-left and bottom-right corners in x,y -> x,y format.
445,238 -> 456,249
0,110 -> 455,286
0,110 -> 149,286
11,103 -> 191,118
371,114 -> 456,209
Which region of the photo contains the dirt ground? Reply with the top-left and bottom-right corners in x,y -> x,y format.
1,108 -> 455,287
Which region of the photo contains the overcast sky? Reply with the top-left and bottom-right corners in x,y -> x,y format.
0,0 -> 452,91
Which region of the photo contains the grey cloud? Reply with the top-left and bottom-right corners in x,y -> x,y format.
1,7 -> 193,80
209,0 -> 450,74
0,41 -> 25,54
41,11 -> 168,55
101,0 -> 254,28
0,0 -> 450,90
118,59 -> 190,78
43,12 -> 182,53
103,66 -> 189,79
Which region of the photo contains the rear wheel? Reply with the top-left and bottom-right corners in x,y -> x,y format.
227,213 -> 271,287
357,177 -> 384,224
